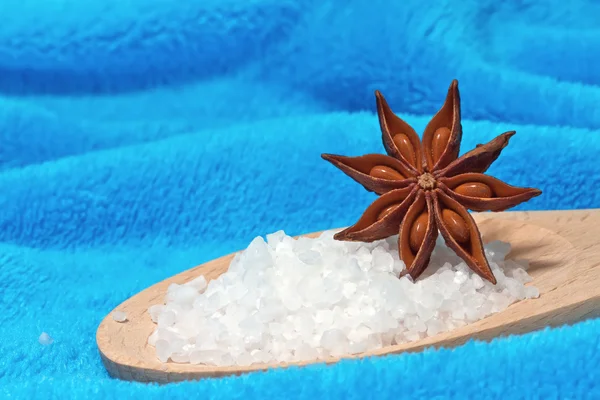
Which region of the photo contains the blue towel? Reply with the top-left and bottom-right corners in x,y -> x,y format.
1,0 -> 599,398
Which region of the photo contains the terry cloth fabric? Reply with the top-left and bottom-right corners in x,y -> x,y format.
1,0 -> 599,398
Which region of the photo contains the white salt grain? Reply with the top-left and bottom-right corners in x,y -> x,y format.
295,343 -> 319,361
112,311 -> 128,323
148,305 -> 165,323
39,332 -> 53,346
157,310 -> 176,327
471,274 -> 485,290
524,286 -> 540,299
155,339 -> 171,363
511,268 -> 533,284
148,330 -> 159,346
321,329 -> 350,356
148,231 -> 539,366
186,276 -> 208,292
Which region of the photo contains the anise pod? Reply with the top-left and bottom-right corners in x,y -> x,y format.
322,80 -> 541,283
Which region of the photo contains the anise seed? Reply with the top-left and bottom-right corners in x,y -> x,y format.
369,165 -> 405,180
441,209 -> 469,244
377,204 -> 401,221
392,134 -> 416,166
432,127 -> 451,163
454,182 -> 493,198
409,212 -> 429,252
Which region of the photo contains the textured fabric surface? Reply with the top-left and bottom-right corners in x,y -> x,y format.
1,0 -> 599,398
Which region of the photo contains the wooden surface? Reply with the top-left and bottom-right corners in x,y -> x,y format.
97,209 -> 600,383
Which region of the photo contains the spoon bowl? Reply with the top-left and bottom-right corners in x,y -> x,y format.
97,209 -> 600,383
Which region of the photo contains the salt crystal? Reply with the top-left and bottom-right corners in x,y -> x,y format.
365,333 -> 383,350
464,293 -> 485,309
269,322 -> 284,336
251,349 -> 272,364
451,307 -> 465,320
204,291 -> 227,314
439,299 -> 456,313
282,293 -> 302,311
171,352 -> 190,363
381,332 -> 395,346
323,281 -> 343,305
320,329 -> 347,348
471,274 -> 485,289
486,241 -> 511,261
488,292 -> 511,312
157,310 -> 176,327
38,332 -> 53,346
453,270 -> 468,285
246,237 -> 272,266
148,305 -> 165,322
155,339 -> 172,363
237,352 -> 254,366
228,253 -> 244,274
393,333 -> 406,345
276,236 -> 295,253
294,237 -> 313,252
426,320 -> 445,336
415,303 -> 435,322
354,246 -> 371,264
464,306 -> 481,321
504,278 -> 526,300
438,263 -> 453,274
170,286 -> 199,306
148,330 -> 159,346
157,327 -> 177,342
282,324 -> 297,340
299,250 -> 321,265
479,300 -> 493,317
197,336 -> 219,350
372,247 -> 394,273
147,230 -> 539,366
414,318 -> 427,333
295,315 -> 314,337
186,276 -> 208,292
240,316 -> 262,332
524,286 -> 540,299
257,305 -> 285,323
348,341 -> 368,354
511,268 -> 533,284
294,343 -> 319,361
404,331 -> 422,341
190,349 -> 225,365
392,259 -> 405,275
243,269 -> 262,288
167,283 -> 180,294
266,230 -> 286,248
168,338 -> 186,354
342,282 -> 358,299
454,262 -> 469,275
221,354 -> 236,366
228,283 -> 249,301
493,267 -> 507,284
112,311 -> 128,323
321,329 -> 350,356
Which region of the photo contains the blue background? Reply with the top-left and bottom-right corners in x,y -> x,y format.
1,0 -> 599,398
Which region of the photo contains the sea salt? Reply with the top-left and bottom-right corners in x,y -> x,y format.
148,230 -> 539,366
112,311 -> 128,323
39,332 -> 53,346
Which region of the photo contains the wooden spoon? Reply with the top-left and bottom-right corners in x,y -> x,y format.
96,209 -> 600,383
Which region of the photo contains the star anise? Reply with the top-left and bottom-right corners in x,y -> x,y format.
321,80 -> 541,284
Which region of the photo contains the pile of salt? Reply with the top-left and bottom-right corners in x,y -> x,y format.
148,230 -> 538,366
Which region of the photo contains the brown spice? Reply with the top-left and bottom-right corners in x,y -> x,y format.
321,80 -> 542,284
